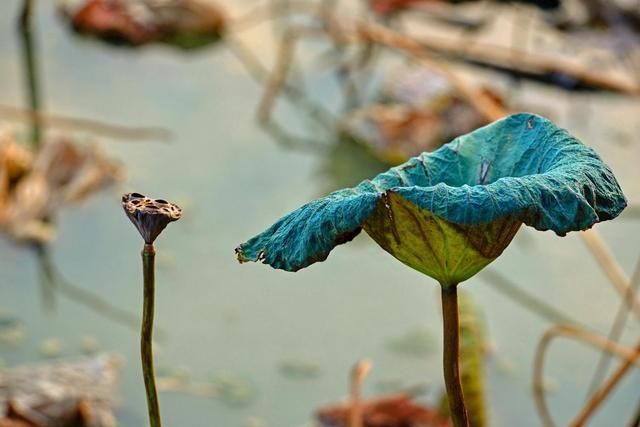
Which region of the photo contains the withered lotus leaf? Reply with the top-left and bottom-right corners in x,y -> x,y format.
236,113 -> 626,286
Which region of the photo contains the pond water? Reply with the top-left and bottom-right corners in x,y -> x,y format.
0,1 -> 639,426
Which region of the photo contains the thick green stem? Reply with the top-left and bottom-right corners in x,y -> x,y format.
441,285 -> 470,427
142,244 -> 162,427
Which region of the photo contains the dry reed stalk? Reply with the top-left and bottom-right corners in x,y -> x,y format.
533,325 -> 640,427
584,256 -> 640,400
227,0 -> 316,33
569,340 -> 640,427
349,360 -> 372,427
403,26 -> 640,95
0,105 -> 172,142
580,229 -> 640,319
257,25 -> 330,123
355,22 -> 508,122
256,17 -> 508,126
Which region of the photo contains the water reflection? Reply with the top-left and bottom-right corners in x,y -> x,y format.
17,0 -> 41,147
33,243 -> 153,337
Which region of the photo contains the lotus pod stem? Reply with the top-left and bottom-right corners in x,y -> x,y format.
122,193 -> 182,427
142,243 -> 160,427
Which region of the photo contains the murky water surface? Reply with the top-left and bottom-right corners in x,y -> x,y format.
0,1 -> 639,426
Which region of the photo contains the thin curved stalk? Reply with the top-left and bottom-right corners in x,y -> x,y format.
584,256 -> 640,399
533,326 -> 558,427
224,34 -> 335,127
142,244 -> 162,427
570,340 -> 640,427
580,229 -> 640,319
441,285 -> 470,427
533,325 -> 640,427
256,25 -> 327,123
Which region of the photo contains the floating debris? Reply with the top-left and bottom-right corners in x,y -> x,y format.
158,372 -> 257,408
370,0 -> 560,16
171,366 -> 192,383
549,0 -> 640,33
342,104 -> 448,164
0,327 -> 25,347
58,0 -> 226,49
80,336 -> 100,355
156,365 -> 192,383
244,416 -> 267,427
0,127 -> 122,244
317,360 -> 450,427
0,354 -> 121,427
342,66 -> 507,164
386,327 -> 437,358
395,27 -> 640,94
210,374 -> 257,408
39,338 -> 63,358
278,360 -> 322,380
317,394 -> 451,427
0,313 -> 25,347
495,357 -> 519,377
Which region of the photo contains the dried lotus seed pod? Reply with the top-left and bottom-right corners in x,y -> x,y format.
122,193 -> 182,244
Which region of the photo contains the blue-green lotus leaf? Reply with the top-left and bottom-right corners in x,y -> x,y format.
236,113 -> 626,281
